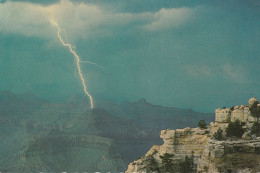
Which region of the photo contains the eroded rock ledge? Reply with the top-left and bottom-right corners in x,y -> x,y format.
126,98 -> 260,173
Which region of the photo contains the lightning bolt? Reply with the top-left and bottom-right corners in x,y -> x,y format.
51,21 -> 101,109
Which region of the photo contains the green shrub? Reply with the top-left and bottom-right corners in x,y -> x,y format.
198,120 -> 207,129
213,128 -> 224,140
160,153 -> 174,173
226,120 -> 244,138
249,101 -> 260,121
146,155 -> 160,172
203,166 -> 209,172
179,155 -> 194,173
251,122 -> 260,136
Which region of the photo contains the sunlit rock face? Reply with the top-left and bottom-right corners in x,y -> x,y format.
126,98 -> 260,173
197,139 -> 260,173
249,97 -> 258,105
126,128 -> 210,173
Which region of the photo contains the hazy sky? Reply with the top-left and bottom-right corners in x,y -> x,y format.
0,0 -> 260,112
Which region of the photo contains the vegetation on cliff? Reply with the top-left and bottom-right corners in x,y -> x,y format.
198,120 -> 207,129
213,128 -> 224,140
126,98 -> 260,173
160,153 -> 175,172
179,154 -> 194,173
251,122 -> 260,136
145,155 -> 160,172
249,100 -> 260,121
225,120 -> 244,138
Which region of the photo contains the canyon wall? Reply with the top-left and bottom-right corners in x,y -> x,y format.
126,98 -> 260,173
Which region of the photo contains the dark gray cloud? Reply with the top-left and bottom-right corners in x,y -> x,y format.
1,0 -> 260,112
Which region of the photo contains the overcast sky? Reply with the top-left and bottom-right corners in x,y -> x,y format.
0,0 -> 260,112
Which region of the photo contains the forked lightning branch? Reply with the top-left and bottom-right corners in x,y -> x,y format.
51,20 -> 103,109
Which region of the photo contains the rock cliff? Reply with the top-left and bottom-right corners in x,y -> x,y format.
126,98 -> 260,173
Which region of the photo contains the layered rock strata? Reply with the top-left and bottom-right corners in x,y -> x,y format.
126,98 -> 260,173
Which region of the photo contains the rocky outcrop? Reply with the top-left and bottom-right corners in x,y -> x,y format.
197,139 -> 260,173
126,128 -> 210,173
126,98 -> 260,173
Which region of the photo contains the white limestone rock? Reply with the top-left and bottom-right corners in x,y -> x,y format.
215,108 -> 231,123
126,98 -> 260,173
249,97 -> 258,105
